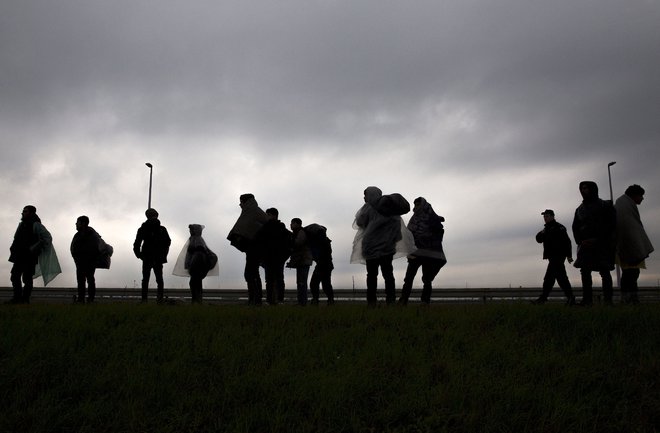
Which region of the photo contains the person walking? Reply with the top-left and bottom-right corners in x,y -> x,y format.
133,208 -> 171,303
615,185 -> 654,304
255,208 -> 292,305
572,181 -> 616,306
287,218 -> 313,306
532,209 -> 575,305
227,193 -> 269,305
173,224 -> 219,303
8,205 -> 61,304
306,223 -> 335,305
70,215 -> 102,304
398,197 -> 447,306
351,186 -> 414,306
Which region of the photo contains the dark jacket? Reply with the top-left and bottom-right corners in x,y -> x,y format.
536,221 -> 572,260
288,228 -> 313,268
255,219 -> 292,264
133,219 -> 171,264
71,227 -> 102,267
9,214 -> 42,265
572,181 -> 616,269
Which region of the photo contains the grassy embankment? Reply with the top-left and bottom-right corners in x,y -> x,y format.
1,303 -> 659,433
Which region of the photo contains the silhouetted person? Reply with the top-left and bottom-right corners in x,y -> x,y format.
255,208 -> 292,305
572,181 -> 616,306
173,224 -> 219,303
351,186 -> 414,306
615,185 -> 654,304
287,218 -> 313,306
133,208 -> 171,303
398,197 -> 447,306
306,223 -> 335,305
70,216 -> 102,303
227,193 -> 268,305
532,209 -> 575,305
8,205 -> 61,303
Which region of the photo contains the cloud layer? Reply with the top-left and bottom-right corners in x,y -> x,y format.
1,0 -> 659,292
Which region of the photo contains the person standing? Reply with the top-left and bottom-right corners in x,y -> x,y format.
70,216 -> 102,304
351,186 -> 414,306
133,208 -> 171,303
287,218 -> 313,306
255,208 -> 292,305
572,181 -> 616,306
615,185 -> 654,304
8,205 -> 61,304
532,209 -> 575,305
306,223 -> 335,305
173,224 -> 219,303
227,193 -> 269,305
398,197 -> 447,306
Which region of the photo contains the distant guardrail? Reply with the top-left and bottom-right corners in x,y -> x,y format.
2,286 -> 660,305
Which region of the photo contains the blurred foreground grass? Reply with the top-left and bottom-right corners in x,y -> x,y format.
0,303 -> 659,433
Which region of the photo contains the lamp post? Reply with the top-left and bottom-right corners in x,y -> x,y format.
607,161 -> 620,289
607,161 -> 616,202
145,163 -> 153,209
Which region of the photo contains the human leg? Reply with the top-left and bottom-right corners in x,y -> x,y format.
580,268 -> 593,306
296,266 -> 310,305
153,263 -> 165,303
141,261 -> 151,302
621,268 -> 641,304
420,258 -> 443,304
399,259 -> 421,305
380,254 -> 395,305
365,259 -> 380,306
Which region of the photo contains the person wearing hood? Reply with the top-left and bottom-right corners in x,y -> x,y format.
254,208 -> 292,305
532,209 -> 575,305
133,208 -> 171,303
572,181 -> 616,306
351,186 -> 414,306
227,193 -> 269,305
8,205 -> 61,304
615,184 -> 654,304
398,197 -> 447,306
70,215 -> 103,304
173,224 -> 219,303
287,218 -> 313,306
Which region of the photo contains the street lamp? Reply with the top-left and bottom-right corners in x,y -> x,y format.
145,163 -> 153,209
607,161 -> 620,289
607,161 -> 616,202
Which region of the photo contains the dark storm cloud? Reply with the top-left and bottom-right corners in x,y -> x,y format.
1,0 -> 659,289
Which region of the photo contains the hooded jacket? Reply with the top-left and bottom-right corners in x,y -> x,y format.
407,198 -> 446,261
133,218 -> 171,264
572,181 -> 616,269
615,193 -> 654,266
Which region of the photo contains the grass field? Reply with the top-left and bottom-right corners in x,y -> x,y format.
1,303 -> 659,433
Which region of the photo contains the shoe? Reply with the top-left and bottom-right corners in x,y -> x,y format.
397,298 -> 408,306
565,296 -> 576,306
531,297 -> 547,305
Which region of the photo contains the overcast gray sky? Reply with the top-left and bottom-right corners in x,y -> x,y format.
2,0 -> 659,292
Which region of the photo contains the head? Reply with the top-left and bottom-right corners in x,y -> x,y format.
541,209 -> 555,223
145,208 -> 159,219
413,197 -> 429,213
21,205 -> 37,220
290,217 -> 302,231
624,184 -> 645,205
579,181 -> 599,201
76,215 -> 90,231
188,224 -> 204,236
363,186 -> 382,205
239,193 -> 255,205
266,208 -> 279,220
